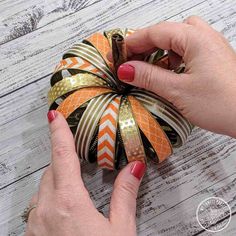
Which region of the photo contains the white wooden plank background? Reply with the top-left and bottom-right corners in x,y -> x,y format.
0,0 -> 236,235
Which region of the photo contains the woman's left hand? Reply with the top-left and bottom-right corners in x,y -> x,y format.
25,111 -> 146,236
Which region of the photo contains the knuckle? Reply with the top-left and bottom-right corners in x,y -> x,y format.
185,15 -> 200,24
50,124 -> 59,139
173,75 -> 186,90
142,66 -> 155,91
165,76 -> 186,102
170,77 -> 182,93
165,89 -> 180,104
115,181 -> 138,199
53,145 -> 73,159
168,76 -> 188,106
156,21 -> 168,27
56,192 -> 78,212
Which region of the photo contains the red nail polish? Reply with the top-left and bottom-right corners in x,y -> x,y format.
106,51 -> 113,61
130,161 -> 146,180
47,110 -> 56,123
117,64 -> 135,82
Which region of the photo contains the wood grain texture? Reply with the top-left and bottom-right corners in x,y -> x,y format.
0,0 -> 236,235
3,0 -> 236,96
0,0 -> 100,45
0,129 -> 236,235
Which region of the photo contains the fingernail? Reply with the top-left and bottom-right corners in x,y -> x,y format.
130,161 -> 146,180
47,110 -> 57,123
106,51 -> 113,61
117,64 -> 135,82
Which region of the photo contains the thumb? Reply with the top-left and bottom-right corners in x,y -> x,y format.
109,161 -> 146,226
117,61 -> 184,101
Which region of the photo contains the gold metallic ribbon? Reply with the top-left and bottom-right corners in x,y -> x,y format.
75,93 -> 117,161
118,96 -> 146,163
128,95 -> 172,163
48,73 -> 109,108
51,57 -> 109,86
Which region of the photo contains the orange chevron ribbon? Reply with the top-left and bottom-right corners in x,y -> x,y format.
128,96 -> 172,162
97,96 -> 121,169
54,57 -> 108,78
52,57 -> 108,85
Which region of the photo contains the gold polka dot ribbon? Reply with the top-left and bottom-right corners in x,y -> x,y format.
118,96 -> 146,163
48,73 -> 109,109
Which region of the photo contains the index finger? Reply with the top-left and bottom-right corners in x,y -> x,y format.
47,110 -> 82,189
125,21 -> 192,57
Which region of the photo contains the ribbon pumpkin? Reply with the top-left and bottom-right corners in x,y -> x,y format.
48,28 -> 192,170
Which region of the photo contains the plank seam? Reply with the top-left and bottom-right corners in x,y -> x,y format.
0,163 -> 49,191
0,0 -> 207,98
0,0 -> 101,46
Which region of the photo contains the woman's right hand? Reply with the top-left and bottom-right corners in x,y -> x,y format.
115,16 -> 236,137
